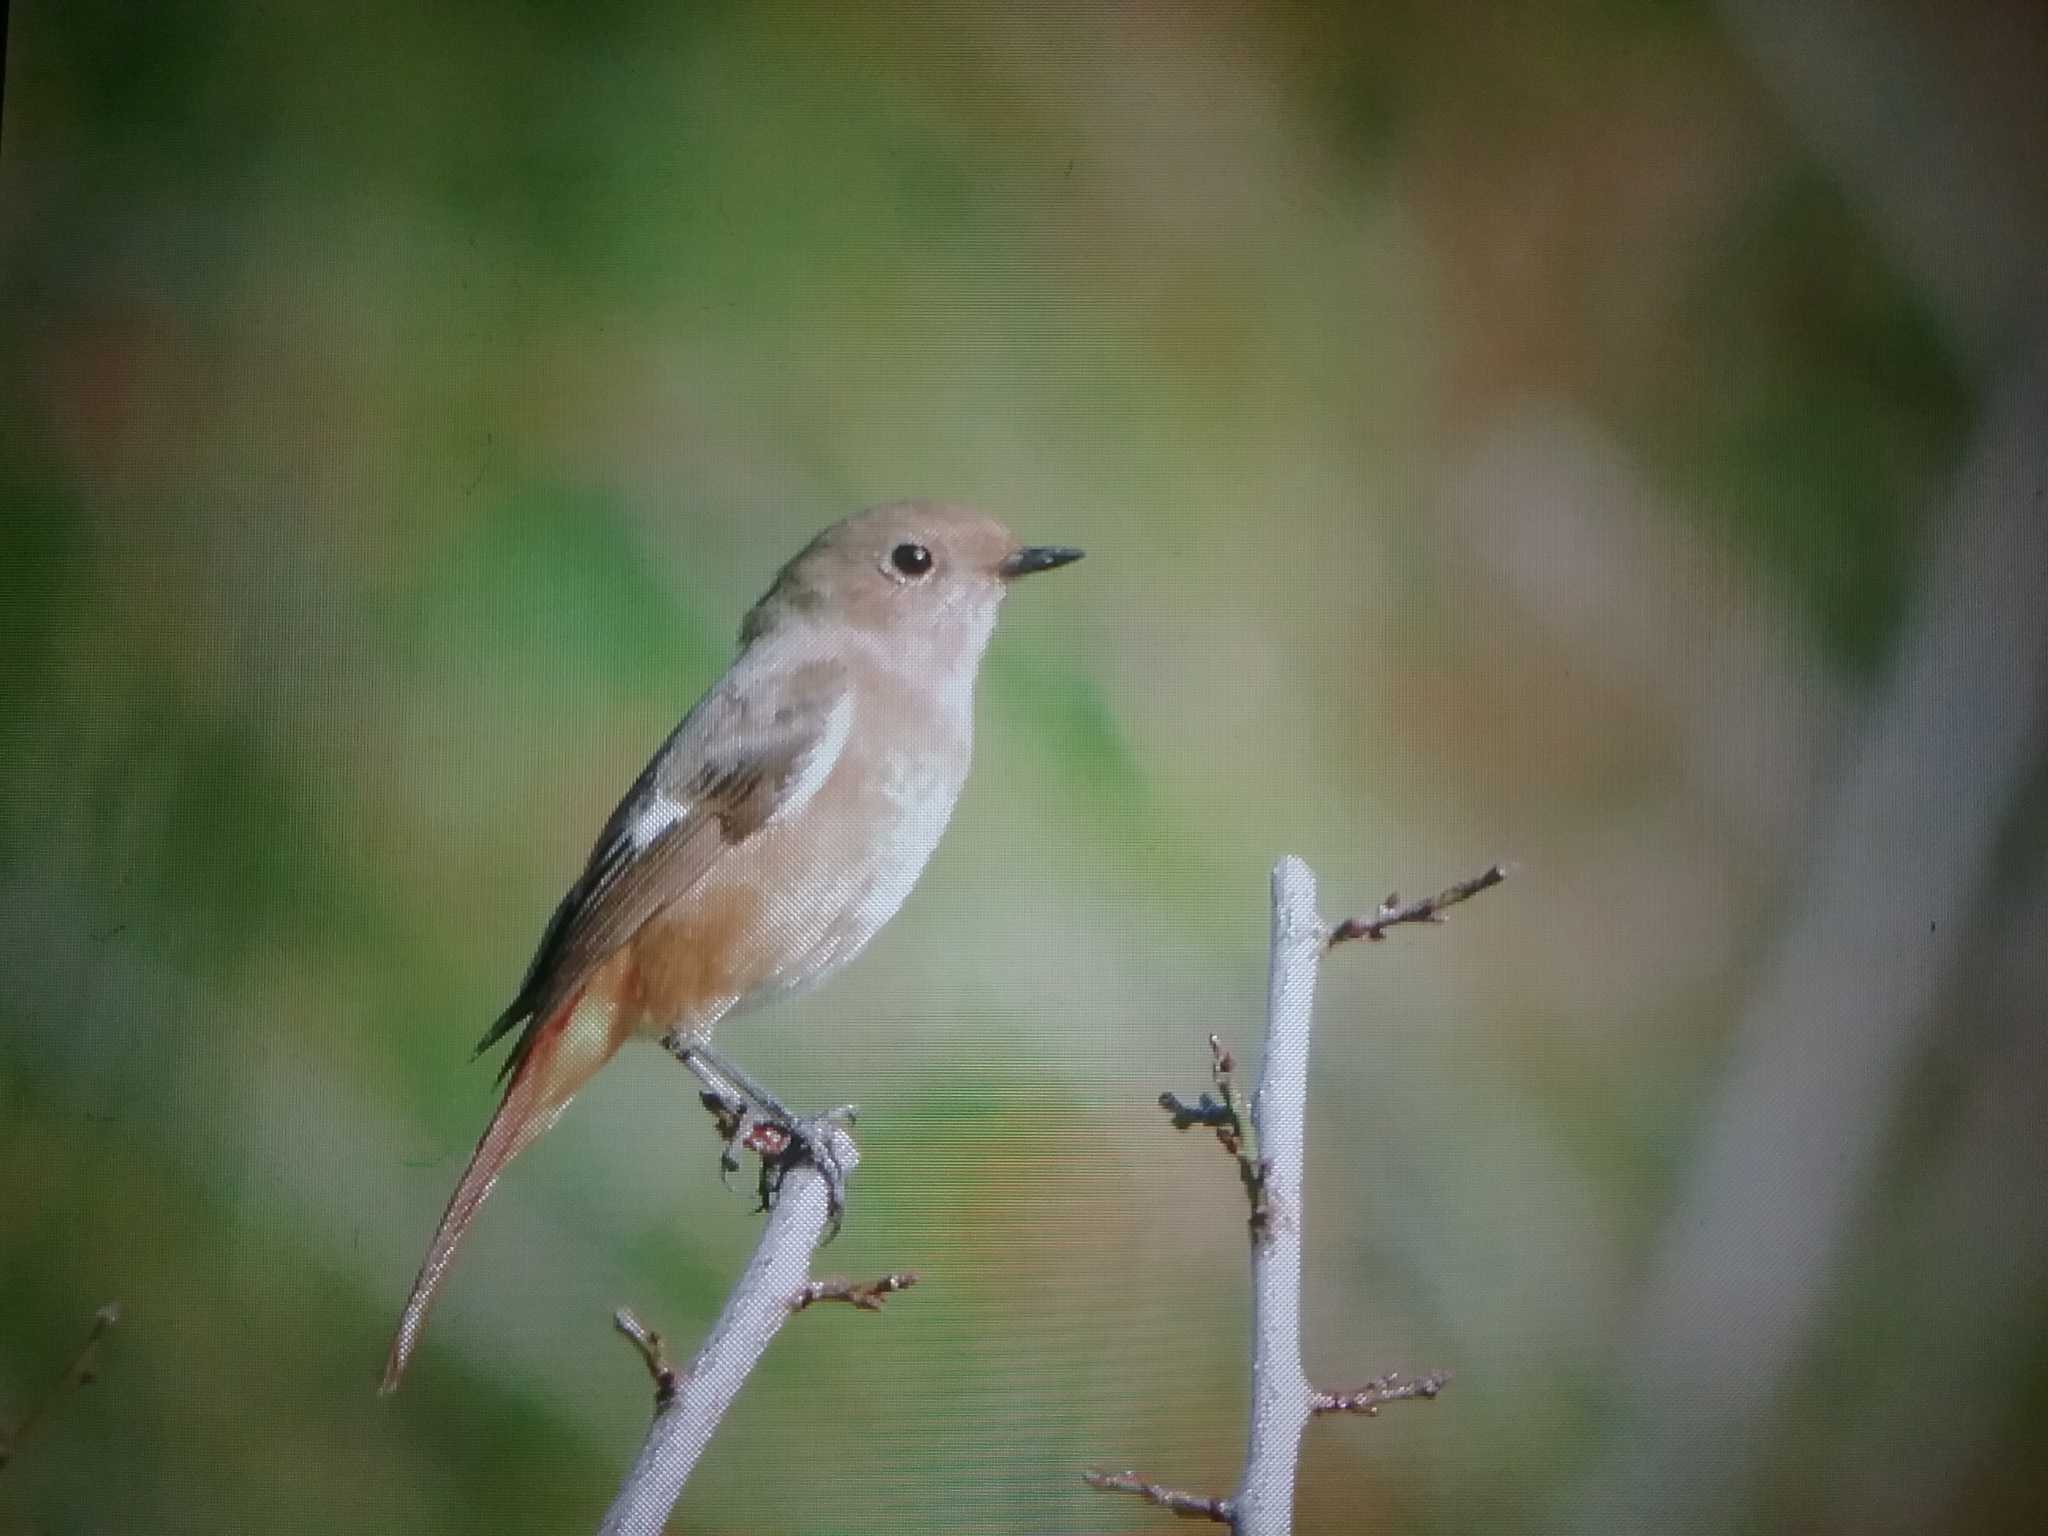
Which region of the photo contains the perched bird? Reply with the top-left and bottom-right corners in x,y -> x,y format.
381,501 -> 1082,1391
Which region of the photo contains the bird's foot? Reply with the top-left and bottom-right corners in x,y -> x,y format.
755,1106 -> 857,1239
663,1034 -> 854,1235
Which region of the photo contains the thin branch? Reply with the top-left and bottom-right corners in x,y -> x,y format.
0,1302 -> 121,1474
1311,1371 -> 1451,1417
791,1272 -> 920,1313
1326,863 -> 1508,947
1230,855 -> 1325,1536
1096,857 -> 1504,1533
1085,1469 -> 1234,1523
598,1119 -> 873,1536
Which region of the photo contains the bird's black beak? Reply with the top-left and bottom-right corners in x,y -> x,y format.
999,545 -> 1085,580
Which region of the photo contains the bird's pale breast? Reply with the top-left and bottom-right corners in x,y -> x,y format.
621,690 -> 970,1041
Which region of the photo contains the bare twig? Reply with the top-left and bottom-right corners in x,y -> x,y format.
791,1272 -> 920,1313
1312,1371 -> 1451,1416
599,1120 -> 881,1535
1327,864 -> 1508,947
0,1302 -> 121,1475
613,1309 -> 680,1408
1085,1469 -> 1234,1523
1160,1034 -> 1268,1234
1098,858 -> 1502,1533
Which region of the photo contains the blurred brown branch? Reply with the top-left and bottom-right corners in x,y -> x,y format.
0,1303 -> 121,1475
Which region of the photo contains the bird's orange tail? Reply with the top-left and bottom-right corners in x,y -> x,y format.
381,984 -> 625,1392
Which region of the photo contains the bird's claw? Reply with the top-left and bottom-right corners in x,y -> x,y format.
755,1107 -> 855,1240
699,1088 -> 746,1143
696,1093 -> 854,1238
677,1043 -> 853,1234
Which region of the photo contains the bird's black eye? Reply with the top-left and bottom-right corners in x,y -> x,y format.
890,542 -> 933,577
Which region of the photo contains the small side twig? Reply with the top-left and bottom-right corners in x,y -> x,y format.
1326,863 -> 1508,947
1311,1370 -> 1451,1417
1084,1469 -> 1234,1523
1159,1033 -> 1269,1235
791,1272 -> 920,1313
613,1309 -> 681,1409
0,1302 -> 121,1475
599,1120 -> 902,1536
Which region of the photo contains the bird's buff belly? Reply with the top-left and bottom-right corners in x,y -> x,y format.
616,782 -> 957,1041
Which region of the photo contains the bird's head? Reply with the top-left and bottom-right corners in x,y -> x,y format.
741,500 -> 1083,665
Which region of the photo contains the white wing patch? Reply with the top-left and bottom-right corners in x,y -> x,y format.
770,685 -> 856,825
627,792 -> 688,851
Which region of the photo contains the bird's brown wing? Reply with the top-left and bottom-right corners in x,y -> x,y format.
475,655 -> 853,1079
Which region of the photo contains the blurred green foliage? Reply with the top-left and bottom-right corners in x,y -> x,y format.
1665,169 -> 1967,673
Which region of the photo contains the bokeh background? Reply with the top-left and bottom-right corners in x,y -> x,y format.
4,2 -> 2046,1532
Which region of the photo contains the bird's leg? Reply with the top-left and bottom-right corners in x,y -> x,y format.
660,1034 -> 855,1236
664,1035 -> 793,1124
661,1035 -> 778,1182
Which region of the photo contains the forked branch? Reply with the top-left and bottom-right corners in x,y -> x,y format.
1095,858 -> 1506,1535
599,1119 -> 913,1534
